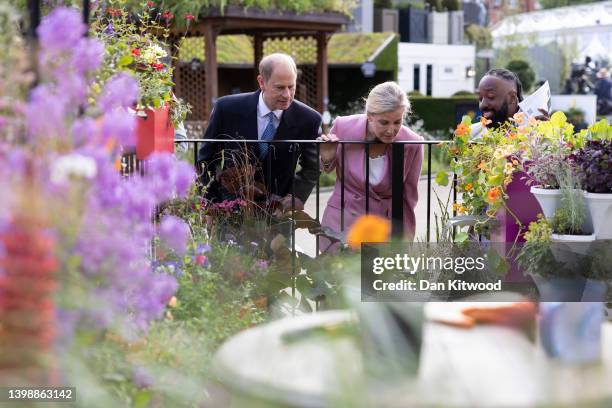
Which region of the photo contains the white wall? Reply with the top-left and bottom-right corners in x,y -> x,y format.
397,43 -> 476,97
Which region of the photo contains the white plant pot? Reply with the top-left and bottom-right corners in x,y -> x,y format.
530,186 -> 561,219
550,233 -> 597,271
584,192 -> 612,239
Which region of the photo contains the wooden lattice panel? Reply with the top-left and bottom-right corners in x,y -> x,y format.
174,37 -> 206,121
264,36 -> 318,110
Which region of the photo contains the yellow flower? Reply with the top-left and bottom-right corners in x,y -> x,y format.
347,215 -> 391,250
512,159 -> 519,166
493,148 -> 504,159
504,162 -> 514,174
504,176 -> 513,187
168,296 -> 177,308
458,205 -> 467,215
464,183 -> 473,191
453,203 -> 461,211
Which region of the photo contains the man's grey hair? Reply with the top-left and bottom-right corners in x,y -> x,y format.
259,53 -> 298,82
365,81 -> 411,116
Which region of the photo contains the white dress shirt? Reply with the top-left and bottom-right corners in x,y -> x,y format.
367,155 -> 386,185
257,92 -> 283,139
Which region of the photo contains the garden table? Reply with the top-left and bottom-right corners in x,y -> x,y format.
214,309 -> 612,407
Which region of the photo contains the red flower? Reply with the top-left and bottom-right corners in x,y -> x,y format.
131,48 -> 141,56
162,11 -> 174,20
146,1 -> 155,7
195,255 -> 207,266
107,7 -> 121,17
151,63 -> 164,71
185,12 -> 195,21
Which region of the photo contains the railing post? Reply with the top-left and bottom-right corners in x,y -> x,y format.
391,143 -> 404,238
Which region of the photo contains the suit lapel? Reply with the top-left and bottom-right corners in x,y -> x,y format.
239,91 -> 260,140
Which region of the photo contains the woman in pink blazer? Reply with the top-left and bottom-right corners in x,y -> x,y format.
319,82 -> 424,251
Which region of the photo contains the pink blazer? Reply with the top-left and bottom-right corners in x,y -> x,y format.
320,114 -> 424,250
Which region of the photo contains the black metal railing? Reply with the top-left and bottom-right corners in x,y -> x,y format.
122,138 -> 455,244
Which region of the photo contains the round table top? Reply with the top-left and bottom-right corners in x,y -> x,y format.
214,309 -> 612,407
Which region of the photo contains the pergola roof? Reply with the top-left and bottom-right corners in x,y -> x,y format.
178,32 -> 397,66
174,5 -> 349,37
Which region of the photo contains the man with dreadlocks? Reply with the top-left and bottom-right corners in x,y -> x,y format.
471,68 -> 549,138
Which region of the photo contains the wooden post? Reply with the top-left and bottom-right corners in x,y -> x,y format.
204,24 -> 218,119
253,33 -> 263,83
316,32 -> 329,114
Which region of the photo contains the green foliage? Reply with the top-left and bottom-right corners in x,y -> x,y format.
464,24 -> 492,50
452,90 -> 475,97
441,0 -> 461,11
374,0 -> 393,8
539,0 -> 599,9
409,96 -> 479,132
122,0 -> 357,25
550,190 -> 586,235
426,0 -> 443,12
506,59 -> 536,93
90,0 -> 191,125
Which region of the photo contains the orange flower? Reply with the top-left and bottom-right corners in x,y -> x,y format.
347,215 -> 391,250
478,160 -> 487,170
480,116 -> 492,127
486,187 -> 502,203
455,123 -> 470,136
513,111 -> 525,124
464,183 -> 473,191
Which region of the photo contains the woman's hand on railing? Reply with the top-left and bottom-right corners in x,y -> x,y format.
318,133 -> 339,165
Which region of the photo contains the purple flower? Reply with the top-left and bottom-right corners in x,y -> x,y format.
71,38 -> 105,75
103,23 -> 115,36
159,215 -> 190,255
37,7 -> 86,53
98,73 -> 139,112
146,153 -> 195,201
57,74 -> 88,106
196,243 -> 211,254
132,366 -> 154,389
25,85 -> 67,141
71,117 -> 99,147
101,109 -> 136,146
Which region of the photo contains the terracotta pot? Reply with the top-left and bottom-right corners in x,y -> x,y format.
135,105 -> 174,160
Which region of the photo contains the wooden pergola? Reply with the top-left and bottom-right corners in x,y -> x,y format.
170,6 -> 349,120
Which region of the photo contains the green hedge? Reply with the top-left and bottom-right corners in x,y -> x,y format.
409,96 -> 479,133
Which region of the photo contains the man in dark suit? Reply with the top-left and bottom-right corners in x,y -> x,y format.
197,53 -> 321,206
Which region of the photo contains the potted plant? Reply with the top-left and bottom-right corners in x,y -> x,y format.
574,139 -> 612,239
91,0 -> 191,160
523,112 -> 582,219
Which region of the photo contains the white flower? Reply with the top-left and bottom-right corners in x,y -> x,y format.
141,44 -> 167,64
50,154 -> 97,184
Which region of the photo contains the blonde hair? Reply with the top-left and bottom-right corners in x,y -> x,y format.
259,53 -> 297,82
365,81 -> 410,116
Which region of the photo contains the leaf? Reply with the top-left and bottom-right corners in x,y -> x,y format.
461,115 -> 473,126
118,54 -> 133,67
133,390 -> 152,408
454,231 -> 469,242
435,171 -> 449,186
550,111 -> 567,128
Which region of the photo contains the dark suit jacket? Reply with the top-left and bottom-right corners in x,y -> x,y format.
197,90 -> 322,203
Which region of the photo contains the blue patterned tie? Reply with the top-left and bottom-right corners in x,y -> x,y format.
258,112 -> 276,159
